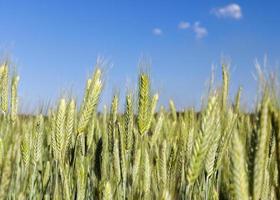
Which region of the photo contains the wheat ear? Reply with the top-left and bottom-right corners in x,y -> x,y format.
137,73 -> 150,135
253,97 -> 269,200
230,129 -> 249,200
77,68 -> 102,135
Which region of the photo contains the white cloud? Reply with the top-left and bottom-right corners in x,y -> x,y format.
152,28 -> 163,36
212,3 -> 242,19
178,21 -> 190,30
193,22 -> 208,39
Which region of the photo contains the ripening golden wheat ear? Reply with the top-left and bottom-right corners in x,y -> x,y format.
77,68 -> 102,135
253,97 -> 270,200
137,73 -> 150,135
11,75 -> 19,123
229,129 -> 249,200
0,62 -> 9,114
55,99 -> 66,160
187,95 -> 217,185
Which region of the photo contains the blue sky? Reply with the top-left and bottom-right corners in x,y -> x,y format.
0,0 -> 280,111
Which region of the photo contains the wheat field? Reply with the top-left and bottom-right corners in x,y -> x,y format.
0,60 -> 279,200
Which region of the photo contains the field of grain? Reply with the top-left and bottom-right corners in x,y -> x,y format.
0,61 -> 279,200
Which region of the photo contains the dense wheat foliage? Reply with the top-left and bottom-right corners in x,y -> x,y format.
0,60 -> 280,200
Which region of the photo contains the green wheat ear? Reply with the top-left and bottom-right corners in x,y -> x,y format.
234,86 -> 242,113
124,93 -> 133,151
132,147 -> 141,187
77,67 -> 102,135
42,161 -> 51,190
113,139 -> 121,182
0,62 -> 9,114
65,99 -> 75,151
137,72 -> 158,137
143,148 -> 151,197
0,148 -> 12,199
55,98 -> 66,160
108,94 -> 119,152
0,138 -> 3,169
137,73 -> 150,135
76,156 -> 86,200
11,75 -> 20,123
21,126 -> 31,169
159,140 -> 167,188
103,181 -> 112,200
148,93 -> 159,126
160,188 -> 171,200
151,112 -> 164,145
271,108 -> 280,195
187,95 -> 218,184
230,129 -> 249,200
205,116 -> 221,178
222,63 -> 229,112
33,114 -> 44,165
253,97 -> 270,200
169,100 -> 177,121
